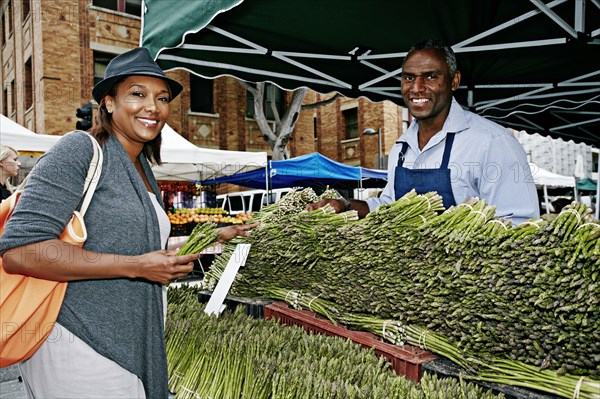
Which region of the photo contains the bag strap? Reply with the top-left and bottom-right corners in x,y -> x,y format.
13,133 -> 103,216
79,134 -> 103,217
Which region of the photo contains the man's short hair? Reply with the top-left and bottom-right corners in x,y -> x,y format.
404,39 -> 458,76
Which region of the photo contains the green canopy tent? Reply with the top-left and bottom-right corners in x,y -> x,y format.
140,0 -> 600,146
577,177 -> 597,191
576,177 -> 598,219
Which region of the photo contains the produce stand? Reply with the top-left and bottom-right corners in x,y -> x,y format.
195,291 -> 563,398
168,286 -> 506,399
182,188 -> 598,399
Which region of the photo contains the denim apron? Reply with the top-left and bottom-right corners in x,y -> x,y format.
394,133 -> 457,209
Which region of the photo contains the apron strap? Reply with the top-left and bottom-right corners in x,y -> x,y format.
440,133 -> 455,169
397,134 -> 455,169
397,142 -> 409,168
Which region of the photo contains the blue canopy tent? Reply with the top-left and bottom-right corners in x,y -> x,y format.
203,152 -> 386,189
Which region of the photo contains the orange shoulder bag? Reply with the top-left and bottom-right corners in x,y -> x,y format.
0,134 -> 103,367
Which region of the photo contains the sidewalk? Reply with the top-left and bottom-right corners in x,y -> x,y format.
0,365 -> 25,398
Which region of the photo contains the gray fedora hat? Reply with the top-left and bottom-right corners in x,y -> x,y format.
92,47 -> 183,103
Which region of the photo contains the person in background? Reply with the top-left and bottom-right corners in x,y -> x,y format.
0,145 -> 21,202
0,47 -> 256,399
309,39 -> 539,225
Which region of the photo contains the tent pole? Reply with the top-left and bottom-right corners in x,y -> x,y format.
595,177 -> 600,220
543,185 -> 550,214
265,161 -> 270,204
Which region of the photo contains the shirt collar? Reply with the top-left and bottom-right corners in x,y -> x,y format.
397,98 -> 470,151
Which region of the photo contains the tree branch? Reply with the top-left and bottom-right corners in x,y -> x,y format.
251,82 -> 278,143
301,92 -> 344,110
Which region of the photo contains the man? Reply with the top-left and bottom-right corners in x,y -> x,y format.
309,39 -> 539,225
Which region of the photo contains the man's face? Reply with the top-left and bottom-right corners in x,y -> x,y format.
400,48 -> 460,125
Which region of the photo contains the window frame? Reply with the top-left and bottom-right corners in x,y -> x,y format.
189,74 -> 214,114
91,0 -> 142,17
343,108 -> 359,140
93,51 -> 114,87
22,0 -> 30,22
24,56 -> 33,111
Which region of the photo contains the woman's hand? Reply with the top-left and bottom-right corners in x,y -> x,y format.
136,250 -> 199,285
217,222 -> 260,243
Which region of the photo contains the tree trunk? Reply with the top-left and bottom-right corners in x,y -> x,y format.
241,81 -> 307,160
241,83 -> 344,160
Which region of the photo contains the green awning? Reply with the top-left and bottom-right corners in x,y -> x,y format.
577,177 -> 597,191
141,0 -> 600,146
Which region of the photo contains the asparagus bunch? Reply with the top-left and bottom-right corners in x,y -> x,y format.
176,222 -> 219,255
203,188 -> 599,392
165,285 -> 505,399
270,287 -> 600,399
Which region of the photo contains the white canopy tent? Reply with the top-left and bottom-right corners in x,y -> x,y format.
529,163 -> 577,188
0,114 -> 60,152
153,124 -> 267,182
529,162 -> 578,214
0,118 -> 267,182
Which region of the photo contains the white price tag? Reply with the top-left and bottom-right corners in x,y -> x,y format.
204,243 -> 251,316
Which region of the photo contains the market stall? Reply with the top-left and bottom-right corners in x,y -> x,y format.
153,124 -> 267,238
0,115 -> 60,153
141,1 -> 600,396
203,152 -> 386,190
174,188 -> 599,399
0,115 -> 62,181
154,124 -> 268,182
529,162 -> 578,214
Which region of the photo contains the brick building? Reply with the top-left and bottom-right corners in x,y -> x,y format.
1,0 -> 407,171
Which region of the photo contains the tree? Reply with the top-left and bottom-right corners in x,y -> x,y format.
241,82 -> 342,160
242,82 -> 306,160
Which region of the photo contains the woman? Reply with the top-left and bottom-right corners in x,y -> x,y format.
0,145 -> 21,201
0,47 -> 256,398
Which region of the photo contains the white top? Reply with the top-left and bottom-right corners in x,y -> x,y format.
149,192 -> 171,323
148,192 -> 170,249
366,99 -> 540,225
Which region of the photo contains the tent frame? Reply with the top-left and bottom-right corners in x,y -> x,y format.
147,0 -> 600,143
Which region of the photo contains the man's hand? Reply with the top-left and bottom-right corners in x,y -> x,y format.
307,198 -> 371,219
306,198 -> 347,213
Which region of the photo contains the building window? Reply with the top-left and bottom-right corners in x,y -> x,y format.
93,0 -> 142,16
22,0 -> 30,21
1,9 -> 5,47
246,83 -> 284,120
4,1 -> 13,42
190,74 -> 214,113
24,57 -> 32,110
94,51 -> 113,86
10,80 -> 16,115
124,0 -> 142,15
2,86 -> 8,115
343,108 -> 358,139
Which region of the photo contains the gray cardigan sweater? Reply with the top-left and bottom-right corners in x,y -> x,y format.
0,131 -> 168,398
